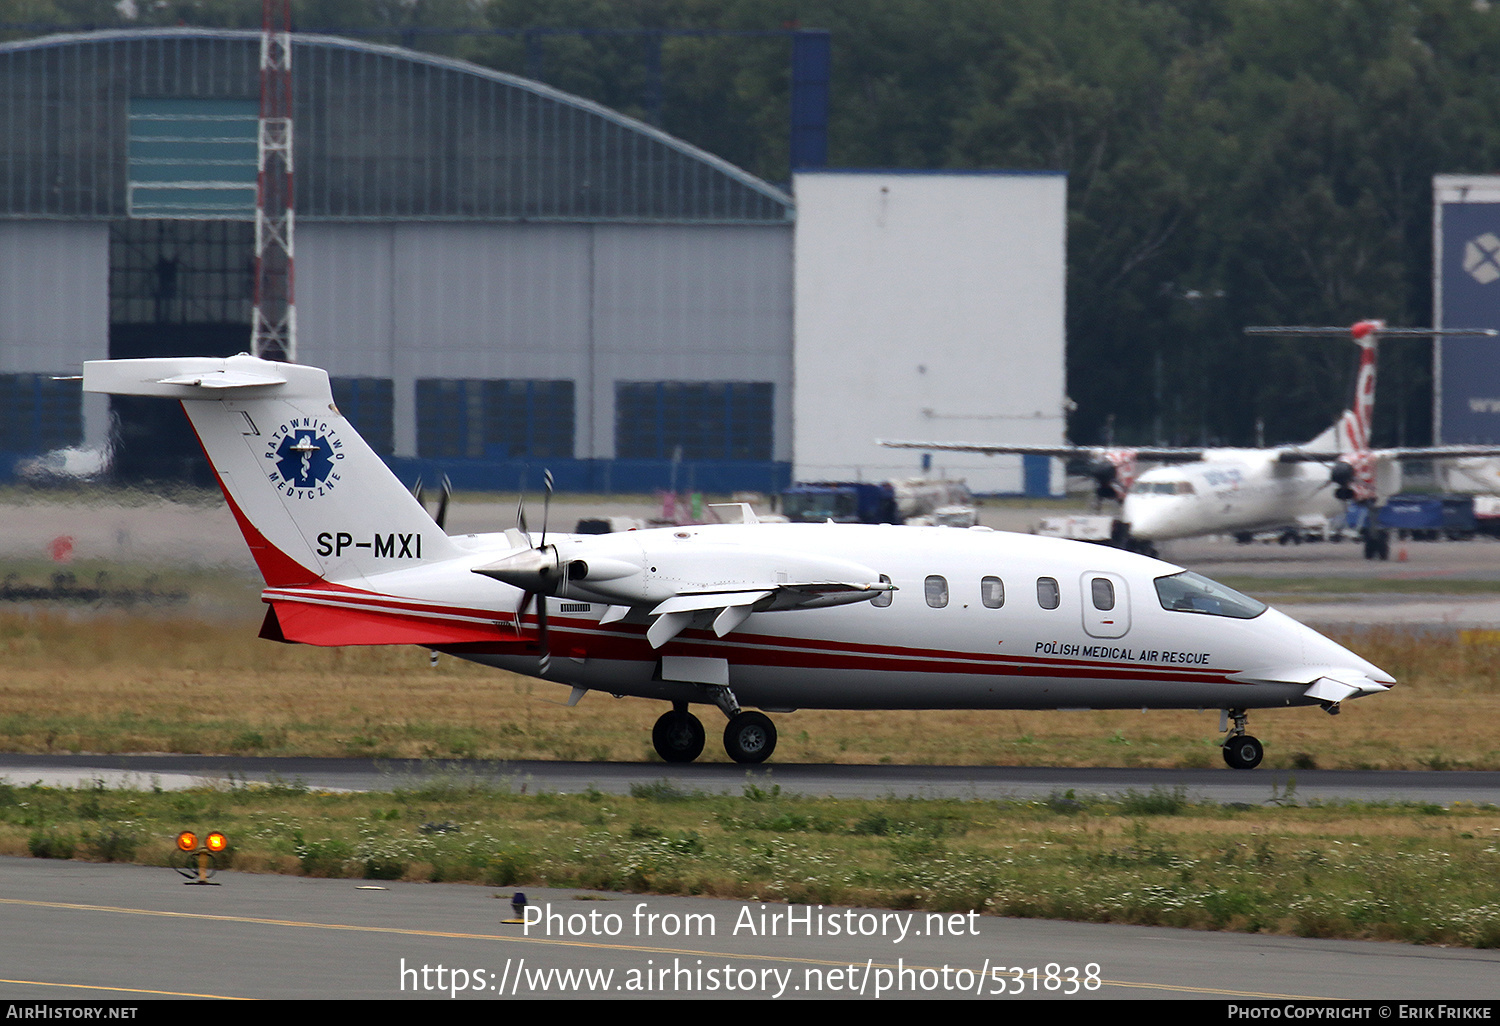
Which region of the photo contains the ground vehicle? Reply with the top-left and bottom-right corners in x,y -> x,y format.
780,478 -> 972,525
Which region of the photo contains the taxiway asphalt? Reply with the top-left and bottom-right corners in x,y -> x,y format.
1,857 -> 1496,1001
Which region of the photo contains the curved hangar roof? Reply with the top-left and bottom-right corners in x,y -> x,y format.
0,28 -> 793,223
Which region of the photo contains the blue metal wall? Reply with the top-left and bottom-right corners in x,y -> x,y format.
1437,199 -> 1500,443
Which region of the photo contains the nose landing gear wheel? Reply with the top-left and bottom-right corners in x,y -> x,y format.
652,709 -> 705,763
1222,734 -> 1264,770
723,711 -> 777,764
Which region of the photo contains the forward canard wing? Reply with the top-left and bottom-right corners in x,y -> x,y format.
1226,665 -> 1393,705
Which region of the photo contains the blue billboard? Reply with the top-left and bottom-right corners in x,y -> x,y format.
1438,198 -> 1500,443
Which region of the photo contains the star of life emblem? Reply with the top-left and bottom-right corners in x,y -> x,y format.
265,420 -> 344,498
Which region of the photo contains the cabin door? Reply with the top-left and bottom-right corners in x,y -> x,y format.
1081,571 -> 1130,639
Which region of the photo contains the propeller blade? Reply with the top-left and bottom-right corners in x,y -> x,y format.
540,468 -> 554,549
434,473 -> 452,532
537,594 -> 550,676
512,588 -> 535,636
411,476 -> 424,505
515,491 -> 528,539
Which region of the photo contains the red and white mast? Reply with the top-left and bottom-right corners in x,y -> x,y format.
252,0 -> 295,362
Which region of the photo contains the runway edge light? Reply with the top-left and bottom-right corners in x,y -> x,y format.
174,829 -> 227,886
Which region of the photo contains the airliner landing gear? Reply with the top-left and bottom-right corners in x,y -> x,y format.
1223,734 -> 1264,770
723,711 -> 778,764
1221,708 -> 1264,770
652,704 -> 705,763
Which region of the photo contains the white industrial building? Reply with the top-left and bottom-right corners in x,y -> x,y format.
792,171 -> 1068,495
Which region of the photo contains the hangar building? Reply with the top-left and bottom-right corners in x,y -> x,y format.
0,27 -> 794,492
0,28 -> 1065,497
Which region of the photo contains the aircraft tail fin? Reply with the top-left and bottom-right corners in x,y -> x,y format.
1301,322 -> 1377,451
1339,321 -> 1379,453
84,354 -> 461,587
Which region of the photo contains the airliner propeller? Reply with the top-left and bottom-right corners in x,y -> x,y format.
1088,459 -> 1121,503
411,474 -> 454,531
434,474 -> 452,531
1329,460 -> 1357,501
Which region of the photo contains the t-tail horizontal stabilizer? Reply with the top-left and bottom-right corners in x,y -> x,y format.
83,354 -> 461,588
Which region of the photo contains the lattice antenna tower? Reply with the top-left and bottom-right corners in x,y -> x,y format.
252,0 -> 295,362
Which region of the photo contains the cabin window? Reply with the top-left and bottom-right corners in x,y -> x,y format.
872,574 -> 893,608
1154,570 -> 1266,619
981,576 -> 1004,608
1137,480 -> 1196,495
1036,577 -> 1060,610
1090,577 -> 1115,611
925,575 -> 949,608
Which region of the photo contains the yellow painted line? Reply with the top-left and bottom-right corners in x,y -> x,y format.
0,977 -> 247,999
0,896 -> 1332,1000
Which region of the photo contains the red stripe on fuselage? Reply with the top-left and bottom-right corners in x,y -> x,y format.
262,589 -> 1238,684
267,598 -> 525,647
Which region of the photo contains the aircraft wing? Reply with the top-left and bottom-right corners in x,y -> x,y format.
1378,445 -> 1500,460
474,541 -> 895,650
878,440 -> 1209,462
879,439 -> 1208,501
633,582 -> 885,646
1274,445 -> 1500,463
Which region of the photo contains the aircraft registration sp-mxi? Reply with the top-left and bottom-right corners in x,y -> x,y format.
83,355 -> 1395,770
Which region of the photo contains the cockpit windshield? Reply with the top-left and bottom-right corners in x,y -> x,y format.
1134,480 -> 1196,495
1154,570 -> 1266,619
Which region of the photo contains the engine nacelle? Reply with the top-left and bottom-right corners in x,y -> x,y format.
1089,460 -> 1120,501
1330,460 -> 1356,501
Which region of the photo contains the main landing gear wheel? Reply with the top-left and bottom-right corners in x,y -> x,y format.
1222,734 -> 1264,770
652,708 -> 705,763
723,711 -> 777,764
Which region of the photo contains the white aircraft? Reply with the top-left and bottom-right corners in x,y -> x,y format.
1440,457 -> 1500,495
83,354 -> 1396,770
885,321 -> 1500,559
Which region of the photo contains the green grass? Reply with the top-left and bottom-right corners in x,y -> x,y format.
2,775 -> 1497,946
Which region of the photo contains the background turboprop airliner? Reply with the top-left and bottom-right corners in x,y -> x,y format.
81,354 -> 1394,770
883,321 -> 1500,558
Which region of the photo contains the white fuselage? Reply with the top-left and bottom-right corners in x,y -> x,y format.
1123,453 -> 1348,541
286,521 -> 1389,713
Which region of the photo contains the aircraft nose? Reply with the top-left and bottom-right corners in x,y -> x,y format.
1229,611 -> 1396,701
1305,626 -> 1396,688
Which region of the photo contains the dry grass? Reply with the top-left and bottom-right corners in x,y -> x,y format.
0,608 -> 1496,768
